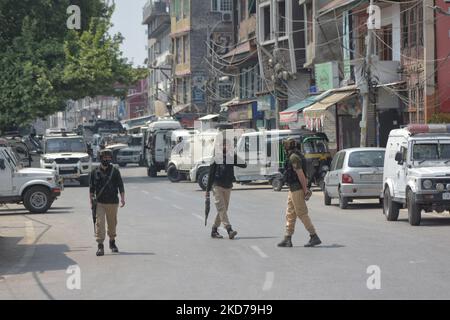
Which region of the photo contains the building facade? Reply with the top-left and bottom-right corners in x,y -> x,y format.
143,0 -> 172,116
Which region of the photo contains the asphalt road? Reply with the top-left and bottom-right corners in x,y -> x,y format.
1,166 -> 450,300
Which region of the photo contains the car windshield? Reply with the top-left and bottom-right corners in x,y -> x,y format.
45,138 -> 86,153
130,137 -> 142,146
348,150 -> 385,168
303,138 -> 329,153
412,142 -> 450,161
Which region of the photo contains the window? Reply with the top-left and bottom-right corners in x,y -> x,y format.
175,38 -> 182,64
402,4 -> 423,50
240,0 -> 247,22
183,0 -> 190,19
377,25 -> 392,61
212,0 -> 232,12
306,3 -> 313,45
336,152 -> 346,170
218,82 -> 233,99
263,5 -> 271,41
278,0 -> 286,37
182,35 -> 189,63
249,0 -> 256,15
401,11 -> 409,48
239,65 -> 261,99
348,151 -> 385,168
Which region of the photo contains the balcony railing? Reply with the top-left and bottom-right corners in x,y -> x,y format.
143,0 -> 168,24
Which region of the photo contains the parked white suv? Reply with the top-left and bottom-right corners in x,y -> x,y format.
40,132 -> 93,186
0,143 -> 62,213
383,124 -> 450,225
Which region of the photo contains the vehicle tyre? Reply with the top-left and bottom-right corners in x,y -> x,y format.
272,178 -> 283,191
118,163 -> 127,168
324,189 -> 332,206
23,186 -> 52,213
79,176 -> 90,187
167,165 -> 181,182
407,190 -> 421,226
338,188 -> 348,209
197,169 -> 209,191
383,187 -> 400,221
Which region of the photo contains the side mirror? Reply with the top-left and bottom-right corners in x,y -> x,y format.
395,151 -> 404,164
0,159 -> 5,170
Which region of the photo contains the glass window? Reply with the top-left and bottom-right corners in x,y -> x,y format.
45,138 -> 87,153
412,144 -> 438,161
348,151 -> 385,168
330,153 -> 339,171
336,152 -> 346,170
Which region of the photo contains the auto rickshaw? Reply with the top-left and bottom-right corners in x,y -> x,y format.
272,129 -> 332,191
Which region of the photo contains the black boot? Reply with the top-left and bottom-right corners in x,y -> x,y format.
109,240 -> 119,253
277,236 -> 293,247
211,227 -> 223,239
304,234 -> 322,247
226,226 -> 237,240
96,243 -> 104,256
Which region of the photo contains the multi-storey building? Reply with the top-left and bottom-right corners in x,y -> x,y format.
169,0 -> 234,127
143,0 -> 172,116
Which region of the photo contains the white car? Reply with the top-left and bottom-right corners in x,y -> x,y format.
117,134 -> 145,167
383,124 -> 450,226
0,143 -> 63,213
40,133 -> 93,186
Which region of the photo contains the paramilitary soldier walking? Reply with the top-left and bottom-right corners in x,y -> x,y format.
206,138 -> 246,239
90,149 -> 125,256
278,138 -> 321,248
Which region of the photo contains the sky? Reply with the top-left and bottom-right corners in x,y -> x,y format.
110,0 -> 148,67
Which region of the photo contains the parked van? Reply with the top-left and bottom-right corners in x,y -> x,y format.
190,129 -> 328,191
145,118 -> 182,177
383,124 -> 450,225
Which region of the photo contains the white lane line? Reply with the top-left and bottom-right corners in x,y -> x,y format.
250,245 -> 268,259
262,272 -> 274,291
142,190 -> 150,195
153,196 -> 163,201
192,213 -> 204,221
172,204 -> 183,210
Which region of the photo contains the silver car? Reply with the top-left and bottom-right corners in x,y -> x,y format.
323,148 -> 385,209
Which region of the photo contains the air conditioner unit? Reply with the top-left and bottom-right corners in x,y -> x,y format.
165,54 -> 174,65
222,12 -> 232,22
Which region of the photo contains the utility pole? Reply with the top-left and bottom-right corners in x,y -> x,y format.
272,0 -> 280,129
360,0 -> 375,147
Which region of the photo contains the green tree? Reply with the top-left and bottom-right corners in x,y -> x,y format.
0,0 -> 147,131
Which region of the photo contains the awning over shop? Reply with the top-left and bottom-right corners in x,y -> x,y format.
222,41 -> 251,59
279,93 -> 329,124
303,90 -> 357,118
199,114 -> 220,121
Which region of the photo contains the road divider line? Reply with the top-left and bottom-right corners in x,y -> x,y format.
192,213 -> 204,221
153,196 -> 163,201
250,245 -> 268,259
172,204 -> 183,210
263,272 -> 274,291
142,190 -> 150,195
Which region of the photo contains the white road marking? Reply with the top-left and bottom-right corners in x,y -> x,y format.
192,213 -> 204,221
142,190 -> 150,195
172,204 -> 183,210
250,245 -> 268,258
153,196 -> 163,201
262,272 -> 274,291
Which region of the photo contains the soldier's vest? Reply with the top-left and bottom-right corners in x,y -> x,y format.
284,150 -> 307,187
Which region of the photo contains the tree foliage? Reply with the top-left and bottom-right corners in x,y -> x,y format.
0,0 -> 147,130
